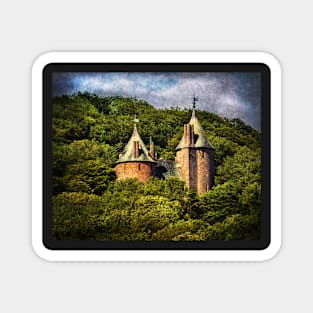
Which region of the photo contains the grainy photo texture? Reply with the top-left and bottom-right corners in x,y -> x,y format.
50,70 -> 263,243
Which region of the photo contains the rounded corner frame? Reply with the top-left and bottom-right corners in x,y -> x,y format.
32,51 -> 281,262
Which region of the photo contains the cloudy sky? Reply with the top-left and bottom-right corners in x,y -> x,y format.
52,72 -> 261,129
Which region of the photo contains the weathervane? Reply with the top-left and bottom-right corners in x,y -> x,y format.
192,95 -> 199,109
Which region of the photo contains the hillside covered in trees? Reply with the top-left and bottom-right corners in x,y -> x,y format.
52,93 -> 261,241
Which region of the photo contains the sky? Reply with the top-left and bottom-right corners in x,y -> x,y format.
52,72 -> 261,129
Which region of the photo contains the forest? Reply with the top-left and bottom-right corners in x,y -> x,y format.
52,93 -> 261,241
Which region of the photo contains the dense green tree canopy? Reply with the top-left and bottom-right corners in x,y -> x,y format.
52,93 -> 261,241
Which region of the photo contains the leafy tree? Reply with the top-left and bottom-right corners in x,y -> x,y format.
199,181 -> 243,224
130,195 -> 182,238
64,160 -> 116,195
144,177 -> 186,203
215,146 -> 261,186
52,192 -> 107,240
51,94 -> 262,241
152,219 -> 206,240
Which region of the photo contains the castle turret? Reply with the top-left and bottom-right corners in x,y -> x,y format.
175,104 -> 215,194
149,136 -> 155,159
115,122 -> 156,183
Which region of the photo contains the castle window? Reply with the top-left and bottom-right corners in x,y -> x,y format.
138,164 -> 141,170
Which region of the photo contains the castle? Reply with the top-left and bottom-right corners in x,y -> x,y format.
114,105 -> 215,195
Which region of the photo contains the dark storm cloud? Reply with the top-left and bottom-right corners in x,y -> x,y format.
52,72 -> 261,129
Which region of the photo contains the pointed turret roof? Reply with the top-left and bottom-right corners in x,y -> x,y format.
176,109 -> 214,150
115,124 -> 156,164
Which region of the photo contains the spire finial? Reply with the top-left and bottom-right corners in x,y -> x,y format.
192,95 -> 199,109
132,114 -> 139,136
192,95 -> 198,118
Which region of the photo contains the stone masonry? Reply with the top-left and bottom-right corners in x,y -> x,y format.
114,109 -> 214,195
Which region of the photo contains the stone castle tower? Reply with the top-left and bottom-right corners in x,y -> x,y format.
115,122 -> 156,183
175,108 -> 215,194
115,106 -> 214,194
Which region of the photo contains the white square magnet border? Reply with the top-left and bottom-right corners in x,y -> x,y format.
32,51 -> 281,261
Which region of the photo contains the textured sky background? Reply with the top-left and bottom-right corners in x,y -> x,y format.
52,72 -> 261,129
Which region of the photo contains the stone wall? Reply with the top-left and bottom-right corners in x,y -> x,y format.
176,147 -> 214,195
116,148 -> 214,194
175,147 -> 197,191
115,162 -> 154,183
196,148 -> 214,194
175,148 -> 189,188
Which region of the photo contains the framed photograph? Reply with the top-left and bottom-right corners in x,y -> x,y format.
32,52 -> 281,261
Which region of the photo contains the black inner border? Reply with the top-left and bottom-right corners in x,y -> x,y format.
43,63 -> 270,250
